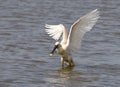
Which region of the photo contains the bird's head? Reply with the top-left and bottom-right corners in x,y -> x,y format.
49,42 -> 60,57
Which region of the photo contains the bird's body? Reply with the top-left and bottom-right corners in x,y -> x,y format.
45,9 -> 100,67
55,43 -> 75,67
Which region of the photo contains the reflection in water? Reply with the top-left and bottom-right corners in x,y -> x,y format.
45,66 -> 74,86
45,64 -> 120,87
59,66 -> 74,75
45,65 -> 100,87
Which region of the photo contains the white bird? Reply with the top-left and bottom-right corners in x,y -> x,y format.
45,9 -> 100,67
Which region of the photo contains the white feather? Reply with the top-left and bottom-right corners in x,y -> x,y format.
67,9 -> 100,53
45,24 -> 65,40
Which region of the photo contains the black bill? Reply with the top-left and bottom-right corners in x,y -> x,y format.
49,45 -> 58,57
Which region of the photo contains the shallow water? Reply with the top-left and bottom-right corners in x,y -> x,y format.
0,0 -> 120,87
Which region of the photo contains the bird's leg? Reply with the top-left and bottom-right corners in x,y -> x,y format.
61,57 -> 64,67
68,58 -> 75,67
61,56 -> 75,67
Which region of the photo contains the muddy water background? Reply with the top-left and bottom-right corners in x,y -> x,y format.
0,0 -> 120,87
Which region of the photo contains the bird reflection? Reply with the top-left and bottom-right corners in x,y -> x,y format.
58,65 -> 74,75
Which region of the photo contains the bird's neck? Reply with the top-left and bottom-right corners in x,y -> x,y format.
61,28 -> 68,45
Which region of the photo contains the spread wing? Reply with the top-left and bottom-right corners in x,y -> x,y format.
45,24 -> 65,40
67,9 -> 100,53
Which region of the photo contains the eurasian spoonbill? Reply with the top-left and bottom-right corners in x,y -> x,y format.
45,9 -> 100,67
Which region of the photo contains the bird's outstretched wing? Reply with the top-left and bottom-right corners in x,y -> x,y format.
67,9 -> 100,53
45,24 -> 65,40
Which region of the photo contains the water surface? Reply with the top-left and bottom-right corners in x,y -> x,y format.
0,0 -> 120,87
